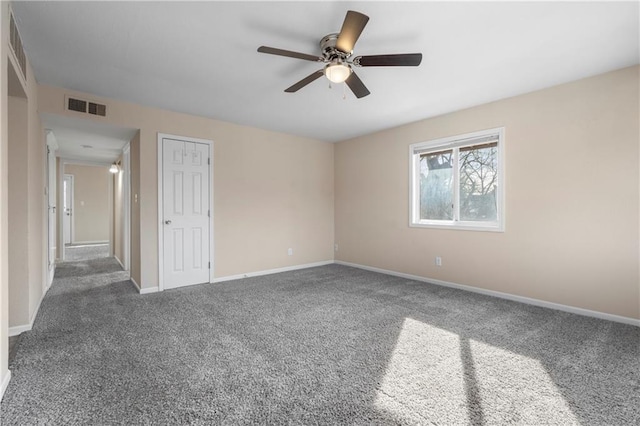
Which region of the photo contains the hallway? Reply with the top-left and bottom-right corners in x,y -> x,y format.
4,246 -> 130,407
63,244 -> 110,262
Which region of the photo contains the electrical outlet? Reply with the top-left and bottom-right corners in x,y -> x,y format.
435,256 -> 442,267
334,244 -> 339,251
288,248 -> 293,256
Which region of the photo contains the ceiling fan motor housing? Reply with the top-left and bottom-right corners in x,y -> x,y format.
320,33 -> 351,60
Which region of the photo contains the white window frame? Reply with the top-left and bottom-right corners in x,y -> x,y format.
409,127 -> 505,232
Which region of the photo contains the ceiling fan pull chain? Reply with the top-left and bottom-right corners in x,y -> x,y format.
343,82 -> 347,100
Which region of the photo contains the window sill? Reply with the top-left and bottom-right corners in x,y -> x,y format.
409,221 -> 504,233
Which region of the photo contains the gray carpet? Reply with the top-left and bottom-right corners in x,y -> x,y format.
2,263 -> 638,425
64,244 -> 109,262
55,256 -> 123,279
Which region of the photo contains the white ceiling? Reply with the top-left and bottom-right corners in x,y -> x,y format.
43,113 -> 137,163
12,1 -> 640,143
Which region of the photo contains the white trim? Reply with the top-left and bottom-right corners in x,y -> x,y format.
409,127 -> 505,232
130,276 -> 141,292
0,371 -> 11,401
213,260 -> 334,283
140,286 -> 159,295
157,133 -> 214,292
130,273 -> 159,295
114,255 -> 125,270
8,324 -> 31,337
67,240 -> 108,246
122,143 -> 131,271
108,165 -> 114,257
45,131 -> 58,288
62,173 -> 74,250
8,281 -> 48,337
335,260 -> 640,327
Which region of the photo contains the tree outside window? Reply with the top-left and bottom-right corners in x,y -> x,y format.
411,128 -> 504,231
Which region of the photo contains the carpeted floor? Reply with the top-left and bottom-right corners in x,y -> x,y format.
2,262 -> 638,425
63,244 -> 109,262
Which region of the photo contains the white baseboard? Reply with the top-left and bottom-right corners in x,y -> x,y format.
140,286 -> 159,295
130,276 -> 141,292
335,260 -> 640,327
130,276 -> 158,294
213,260 -> 334,284
0,370 -> 11,402
8,324 -> 31,337
66,241 -> 108,247
9,282 -> 48,336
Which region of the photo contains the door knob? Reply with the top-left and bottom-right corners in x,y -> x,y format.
165,220 -> 172,225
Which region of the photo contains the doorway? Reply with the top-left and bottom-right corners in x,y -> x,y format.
42,113 -> 137,271
62,174 -> 74,246
45,132 -> 58,286
158,133 -> 214,290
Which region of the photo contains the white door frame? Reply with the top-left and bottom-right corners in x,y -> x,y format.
45,131 -> 58,287
157,133 -> 214,292
62,173 -> 75,251
122,143 -> 131,270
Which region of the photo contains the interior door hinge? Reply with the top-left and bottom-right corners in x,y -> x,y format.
208,210 -> 210,217
207,158 -> 210,165
208,262 -> 211,269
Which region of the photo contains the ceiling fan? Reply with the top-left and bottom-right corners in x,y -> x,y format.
257,10 -> 422,99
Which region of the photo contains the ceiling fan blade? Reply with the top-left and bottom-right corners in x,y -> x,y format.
345,71 -> 370,98
354,53 -> 423,67
257,46 -> 322,62
284,70 -> 324,93
336,10 -> 370,53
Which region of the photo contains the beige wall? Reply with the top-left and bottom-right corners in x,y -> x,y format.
27,72 -> 44,320
38,85 -> 335,289
7,96 -> 28,327
6,34 -> 45,331
335,66 -> 639,320
0,0 -> 8,397
64,164 -> 110,243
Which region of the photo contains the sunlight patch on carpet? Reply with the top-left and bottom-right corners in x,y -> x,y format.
375,318 -> 579,425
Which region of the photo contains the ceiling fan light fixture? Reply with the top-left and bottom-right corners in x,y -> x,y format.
324,62 -> 351,84
109,163 -> 119,174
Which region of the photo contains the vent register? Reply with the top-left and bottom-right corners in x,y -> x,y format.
9,11 -> 108,118
9,12 -> 26,78
67,97 -> 107,117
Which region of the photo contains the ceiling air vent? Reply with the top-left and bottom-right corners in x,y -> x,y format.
66,96 -> 107,117
9,11 -> 27,79
68,97 -> 87,113
88,102 -> 107,117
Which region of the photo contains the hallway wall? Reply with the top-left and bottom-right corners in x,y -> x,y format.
64,164 -> 110,244
0,2 -> 9,399
37,85 -> 334,291
7,96 -> 28,327
6,39 -> 45,335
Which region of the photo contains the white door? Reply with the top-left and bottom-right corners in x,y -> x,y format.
63,174 -> 73,245
46,145 -> 57,284
162,138 -> 210,289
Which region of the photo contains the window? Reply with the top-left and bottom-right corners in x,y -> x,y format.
410,128 -> 504,231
